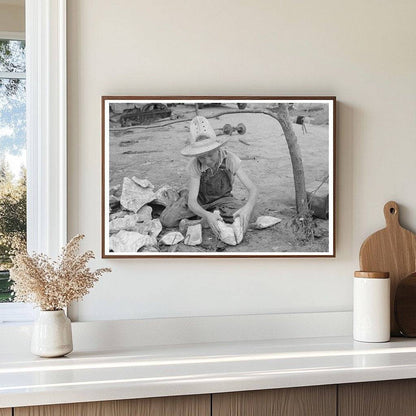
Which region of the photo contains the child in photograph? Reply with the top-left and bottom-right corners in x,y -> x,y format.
160,116 -> 258,238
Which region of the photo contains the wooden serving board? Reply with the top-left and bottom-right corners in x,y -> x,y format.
359,201 -> 416,336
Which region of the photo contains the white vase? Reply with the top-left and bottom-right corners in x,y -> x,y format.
31,310 -> 73,357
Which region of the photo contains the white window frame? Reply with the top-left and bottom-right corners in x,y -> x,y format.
0,0 -> 67,324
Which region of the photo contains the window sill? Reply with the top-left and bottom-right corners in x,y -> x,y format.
0,303 -> 35,324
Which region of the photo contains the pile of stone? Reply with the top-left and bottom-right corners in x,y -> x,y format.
109,177 -> 204,253
109,176 -> 282,253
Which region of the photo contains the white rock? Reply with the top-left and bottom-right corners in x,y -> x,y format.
154,185 -> 180,207
217,220 -> 237,246
135,219 -> 162,238
109,214 -> 138,232
139,246 -> 160,253
160,231 -> 184,246
184,224 -> 202,246
120,177 -> 156,213
135,205 -> 153,222
110,210 -> 128,221
109,230 -> 156,253
109,207 -> 153,233
179,219 -> 202,235
254,215 -> 282,229
232,217 -> 244,244
131,177 -> 154,189
216,217 -> 245,246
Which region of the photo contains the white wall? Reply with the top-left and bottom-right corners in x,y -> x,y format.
67,0 -> 416,322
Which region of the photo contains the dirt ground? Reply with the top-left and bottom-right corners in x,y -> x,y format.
109,104 -> 330,253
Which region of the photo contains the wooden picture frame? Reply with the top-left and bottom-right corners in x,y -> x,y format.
102,96 -> 336,258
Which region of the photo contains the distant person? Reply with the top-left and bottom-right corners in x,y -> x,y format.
160,116 -> 258,237
296,115 -> 308,134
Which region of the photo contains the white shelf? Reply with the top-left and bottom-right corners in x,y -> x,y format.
2,335 -> 416,408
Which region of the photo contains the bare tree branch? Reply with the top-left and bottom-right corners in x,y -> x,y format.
109,109 -> 282,132
110,107 -> 309,215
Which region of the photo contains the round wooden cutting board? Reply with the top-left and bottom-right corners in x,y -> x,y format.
359,201 -> 416,336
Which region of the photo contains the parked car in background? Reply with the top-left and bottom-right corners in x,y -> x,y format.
119,103 -> 172,126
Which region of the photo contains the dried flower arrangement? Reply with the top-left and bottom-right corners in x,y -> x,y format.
10,234 -> 111,311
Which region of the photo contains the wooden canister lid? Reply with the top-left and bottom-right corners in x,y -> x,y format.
354,271 -> 390,279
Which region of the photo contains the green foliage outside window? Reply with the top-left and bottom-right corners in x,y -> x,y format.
0,160 -> 26,302
0,38 -> 27,302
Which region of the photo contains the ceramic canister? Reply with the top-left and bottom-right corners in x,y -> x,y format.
353,271 -> 390,343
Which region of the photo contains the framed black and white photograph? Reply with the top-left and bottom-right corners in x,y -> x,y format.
102,96 -> 336,258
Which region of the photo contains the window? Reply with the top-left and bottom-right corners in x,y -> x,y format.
0,1 -> 67,324
0,34 -> 26,307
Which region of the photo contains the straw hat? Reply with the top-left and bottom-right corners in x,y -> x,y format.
181,116 -> 229,157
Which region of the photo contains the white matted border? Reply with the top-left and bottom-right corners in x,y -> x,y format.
102,97 -> 335,258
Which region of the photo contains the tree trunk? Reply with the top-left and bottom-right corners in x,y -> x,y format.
274,104 -> 309,215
